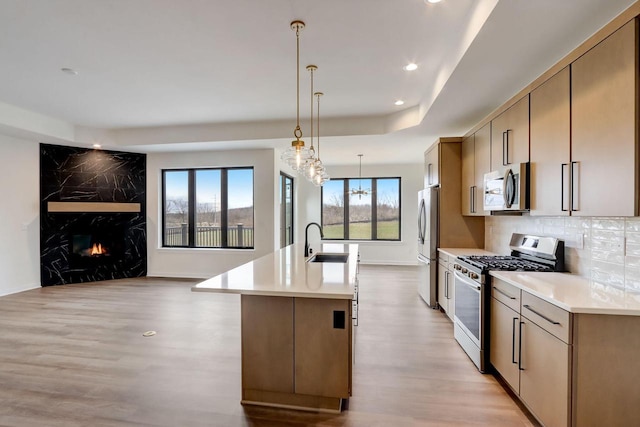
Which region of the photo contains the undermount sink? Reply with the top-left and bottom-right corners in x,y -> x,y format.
306,253 -> 350,263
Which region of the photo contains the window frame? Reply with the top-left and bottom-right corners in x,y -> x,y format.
161,166 -> 255,249
321,176 -> 401,241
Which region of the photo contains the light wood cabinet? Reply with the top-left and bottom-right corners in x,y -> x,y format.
570,18 -> 639,216
241,296 -> 294,393
490,279 -> 570,427
461,123 -> 491,216
490,277 -> 640,426
295,298 -> 351,398
490,297 -> 520,393
530,67 -> 571,216
241,294 -> 352,409
520,318 -> 571,427
490,95 -> 530,170
437,256 -> 454,321
424,145 -> 439,187
428,138 -> 485,248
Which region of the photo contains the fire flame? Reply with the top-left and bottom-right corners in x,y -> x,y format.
90,243 -> 106,256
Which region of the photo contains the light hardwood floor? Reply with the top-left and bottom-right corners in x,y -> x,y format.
0,265 -> 537,426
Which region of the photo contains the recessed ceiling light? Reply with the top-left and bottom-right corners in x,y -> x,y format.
92,144 -> 102,149
403,63 -> 418,71
395,100 -> 405,106
61,68 -> 78,75
425,0 -> 442,3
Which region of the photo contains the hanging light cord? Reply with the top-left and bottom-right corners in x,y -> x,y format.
316,92 -> 321,159
294,24 -> 302,140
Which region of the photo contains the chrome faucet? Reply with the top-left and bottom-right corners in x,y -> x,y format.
304,222 -> 324,257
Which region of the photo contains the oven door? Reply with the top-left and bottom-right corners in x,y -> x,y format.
454,271 -> 481,347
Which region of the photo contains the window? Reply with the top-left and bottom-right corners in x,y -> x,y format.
321,177 -> 400,241
162,167 -> 254,248
279,172 -> 294,248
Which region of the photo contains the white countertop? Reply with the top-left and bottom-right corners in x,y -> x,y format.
438,247 -> 496,258
490,271 -> 640,316
192,243 -> 358,299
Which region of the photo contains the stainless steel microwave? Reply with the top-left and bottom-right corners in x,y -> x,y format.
483,163 -> 529,212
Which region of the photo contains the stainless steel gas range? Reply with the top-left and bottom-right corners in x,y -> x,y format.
452,233 -> 564,372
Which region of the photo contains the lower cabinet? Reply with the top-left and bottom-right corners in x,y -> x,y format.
490,279 -> 570,427
519,318 -> 570,427
241,295 -> 352,408
437,256 -> 454,321
490,297 -> 520,393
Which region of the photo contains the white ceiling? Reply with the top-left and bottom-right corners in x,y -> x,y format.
0,0 -> 636,165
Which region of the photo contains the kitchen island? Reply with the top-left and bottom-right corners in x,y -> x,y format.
192,243 -> 358,413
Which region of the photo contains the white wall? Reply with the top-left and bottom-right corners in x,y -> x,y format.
295,162 -> 423,265
146,148 -> 277,278
0,134 -> 41,296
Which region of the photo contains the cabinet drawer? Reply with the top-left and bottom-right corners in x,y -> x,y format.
438,252 -> 450,267
491,278 -> 521,312
521,292 -> 571,344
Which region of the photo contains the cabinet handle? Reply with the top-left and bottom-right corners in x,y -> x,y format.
428,163 -> 433,185
502,131 -> 508,166
571,161 -> 579,211
512,317 -> 518,364
494,287 -> 516,300
561,163 -> 568,212
518,321 -> 525,371
445,271 -> 449,299
523,304 -> 561,325
470,186 -> 475,213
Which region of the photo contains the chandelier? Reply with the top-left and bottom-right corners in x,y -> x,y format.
350,154 -> 370,199
280,20 -> 329,185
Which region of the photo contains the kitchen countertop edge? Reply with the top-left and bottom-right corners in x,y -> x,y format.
490,271 -> 640,316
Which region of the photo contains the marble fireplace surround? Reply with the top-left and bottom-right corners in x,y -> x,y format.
39,144 -> 147,286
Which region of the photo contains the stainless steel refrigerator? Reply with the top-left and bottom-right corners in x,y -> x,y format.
417,186 -> 439,308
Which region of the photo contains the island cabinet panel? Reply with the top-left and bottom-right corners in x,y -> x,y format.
241,295 -> 294,393
490,95 -> 530,170
571,18 -> 639,217
530,66 -> 571,216
294,298 -> 351,398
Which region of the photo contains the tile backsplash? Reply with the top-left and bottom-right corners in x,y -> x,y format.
486,215 -> 640,292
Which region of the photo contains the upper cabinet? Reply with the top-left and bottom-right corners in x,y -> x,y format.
490,95 -> 530,170
530,67 -> 571,216
424,145 -> 439,187
461,123 -> 491,216
571,18 -> 638,217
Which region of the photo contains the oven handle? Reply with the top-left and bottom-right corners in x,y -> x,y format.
454,270 -> 481,292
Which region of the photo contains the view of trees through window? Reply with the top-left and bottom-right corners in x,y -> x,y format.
163,168 -> 254,248
322,177 -> 400,240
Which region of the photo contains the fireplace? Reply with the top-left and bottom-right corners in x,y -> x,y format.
40,143 -> 147,286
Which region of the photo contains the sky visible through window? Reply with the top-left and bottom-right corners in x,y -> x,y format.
165,168 -> 253,210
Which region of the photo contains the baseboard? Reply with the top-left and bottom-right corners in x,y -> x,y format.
147,272 -> 209,280
359,260 -> 419,266
0,283 -> 41,298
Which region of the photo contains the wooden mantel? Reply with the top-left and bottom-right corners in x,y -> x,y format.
47,202 -> 141,213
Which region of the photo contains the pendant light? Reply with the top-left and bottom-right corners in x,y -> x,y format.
350,154 -> 370,199
313,91 -> 330,186
303,64 -> 319,181
281,20 -> 312,171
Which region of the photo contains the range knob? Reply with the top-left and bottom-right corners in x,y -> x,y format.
454,264 -> 462,271
470,272 -> 479,280
461,268 -> 468,274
